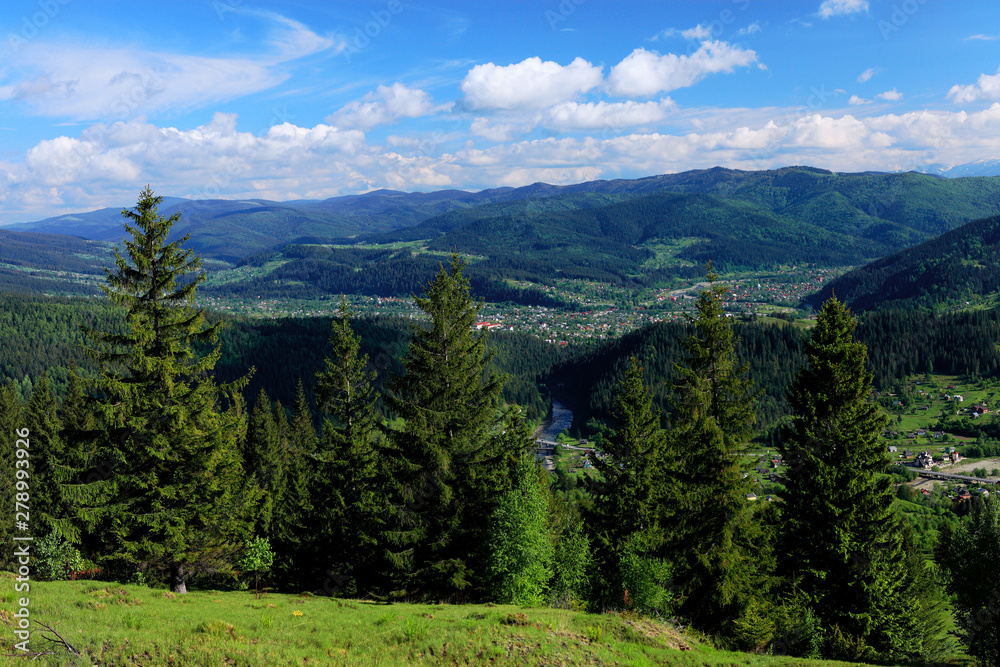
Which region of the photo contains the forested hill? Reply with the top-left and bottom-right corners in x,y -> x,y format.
549,308 -> 1000,436
362,167 -> 1000,267
811,213 -> 1000,312
10,167 -> 1000,269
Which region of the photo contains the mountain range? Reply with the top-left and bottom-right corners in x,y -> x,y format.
8,166 -> 1000,307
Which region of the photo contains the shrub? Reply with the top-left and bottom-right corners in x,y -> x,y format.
770,598 -> 822,658
618,533 -> 673,616
238,537 -> 274,598
732,598 -> 774,653
549,519 -> 591,610
34,530 -> 85,581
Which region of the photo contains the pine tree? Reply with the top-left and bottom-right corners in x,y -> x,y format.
382,256 -> 519,601
25,373 -> 63,532
243,389 -> 285,537
585,357 -> 668,607
271,386 -> 313,589
665,266 -> 768,631
311,298 -> 383,596
69,187 -> 254,593
937,498 -> 1000,666
779,297 -> 907,658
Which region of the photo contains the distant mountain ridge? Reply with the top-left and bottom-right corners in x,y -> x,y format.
918,159 -> 1000,178
10,165 -> 1000,302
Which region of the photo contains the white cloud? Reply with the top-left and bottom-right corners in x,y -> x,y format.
966,34 -> 1000,41
460,57 -> 602,110
544,99 -> 675,131
469,118 -> 538,142
10,104 -> 1000,222
327,83 -> 435,131
948,66 -> 1000,104
607,42 -> 759,97
819,0 -> 869,19
848,95 -> 869,105
857,67 -> 878,83
0,13 -> 338,121
876,88 -> 903,101
737,22 -> 763,36
681,25 -> 713,40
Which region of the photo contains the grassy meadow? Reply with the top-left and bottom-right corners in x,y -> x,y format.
0,573 -> 907,666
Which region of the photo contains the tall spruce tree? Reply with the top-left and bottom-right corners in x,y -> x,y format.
382,256 -> 519,601
665,266 -> 769,631
68,187 -> 254,593
312,298 -> 383,596
779,297 -> 907,659
937,497 -> 1000,667
243,389 -> 284,537
25,373 -> 63,532
585,357 -> 668,608
271,387 -> 313,589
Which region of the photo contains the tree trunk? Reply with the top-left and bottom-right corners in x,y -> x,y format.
170,564 -> 187,594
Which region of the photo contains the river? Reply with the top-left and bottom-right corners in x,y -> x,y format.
535,399 -> 573,441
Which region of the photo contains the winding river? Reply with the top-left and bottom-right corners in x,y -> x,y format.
535,399 -> 573,441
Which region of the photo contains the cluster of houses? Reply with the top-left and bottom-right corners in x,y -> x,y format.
887,445 -> 961,469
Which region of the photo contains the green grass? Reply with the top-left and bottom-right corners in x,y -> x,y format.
0,574 -> 902,666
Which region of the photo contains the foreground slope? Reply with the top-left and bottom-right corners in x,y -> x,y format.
0,576 -> 894,666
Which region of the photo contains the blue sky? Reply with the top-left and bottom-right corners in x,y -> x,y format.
2,0 -> 1000,222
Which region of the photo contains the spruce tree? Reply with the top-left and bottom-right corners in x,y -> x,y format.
937,497 -> 1000,667
585,357 -> 667,608
69,187 -> 254,593
271,387 -> 313,588
243,389 -> 285,537
312,298 -> 383,596
382,256 -> 519,601
779,297 -> 907,658
25,373 -> 63,532
665,266 -> 768,631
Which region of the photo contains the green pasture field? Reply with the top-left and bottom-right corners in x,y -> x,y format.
0,573 -> 902,666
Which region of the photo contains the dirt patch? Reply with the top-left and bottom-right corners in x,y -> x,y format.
947,457 -> 1000,476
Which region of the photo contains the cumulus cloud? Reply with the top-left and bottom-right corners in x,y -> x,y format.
327,83 -> 435,131
948,66 -> 1000,104
848,95 -> 869,105
460,57 -> 602,110
0,13 -> 339,121
10,104 -> 1000,222
607,42 -> 759,97
877,88 -> 903,101
819,0 -> 868,18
